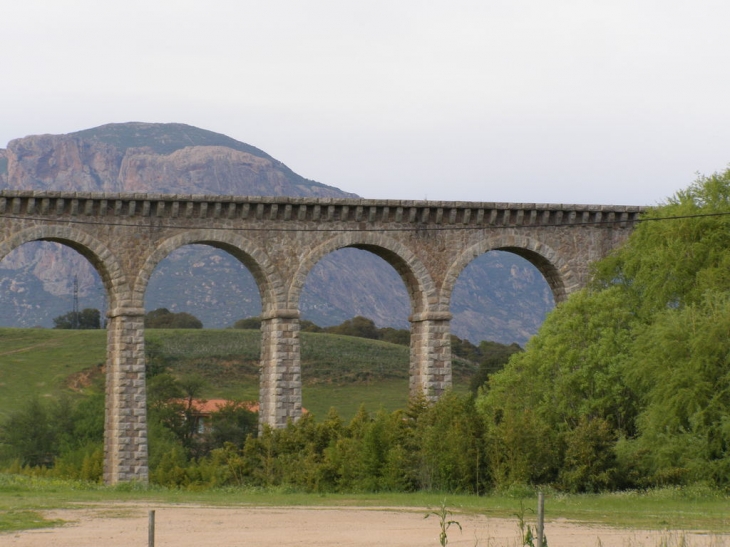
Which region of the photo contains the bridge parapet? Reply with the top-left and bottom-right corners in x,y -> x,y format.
0,190 -> 645,227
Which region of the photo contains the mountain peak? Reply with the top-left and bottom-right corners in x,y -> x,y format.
70,122 -> 274,158
1,122 -> 357,198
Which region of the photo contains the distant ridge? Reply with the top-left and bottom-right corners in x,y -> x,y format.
71,122 -> 275,156
68,122 -> 349,197
0,121 -> 356,198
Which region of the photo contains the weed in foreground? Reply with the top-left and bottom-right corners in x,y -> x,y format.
425,499 -> 462,547
514,500 -> 547,547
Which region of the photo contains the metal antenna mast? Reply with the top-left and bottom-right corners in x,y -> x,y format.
72,275 -> 79,329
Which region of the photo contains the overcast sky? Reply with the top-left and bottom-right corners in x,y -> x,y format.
2,0 -> 729,206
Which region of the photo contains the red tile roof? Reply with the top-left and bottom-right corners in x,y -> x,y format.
172,399 -> 259,415
174,399 -> 306,416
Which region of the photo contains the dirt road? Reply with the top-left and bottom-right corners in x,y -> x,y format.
3,504 -> 727,547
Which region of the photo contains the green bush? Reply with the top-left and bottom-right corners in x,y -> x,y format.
145,308 -> 203,329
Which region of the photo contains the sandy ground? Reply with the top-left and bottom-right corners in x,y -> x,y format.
3,504 -> 728,547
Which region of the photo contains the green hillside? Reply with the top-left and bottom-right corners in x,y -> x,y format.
0,329 -> 106,420
0,328 -> 475,421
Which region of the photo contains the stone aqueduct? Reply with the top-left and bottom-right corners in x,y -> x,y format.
0,190 -> 644,483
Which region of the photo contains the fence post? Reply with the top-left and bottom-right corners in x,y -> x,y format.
536,492 -> 544,546
149,510 -> 155,547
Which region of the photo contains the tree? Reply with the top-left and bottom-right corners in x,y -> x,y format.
145,308 -> 203,329
145,339 -> 170,378
300,320 -> 323,333
325,316 -> 380,339
0,394 -> 101,468
592,169 -> 730,487
52,308 -> 101,329
0,397 -> 57,466
477,167 -> 730,490
593,169 -> 730,317
468,341 -> 523,395
476,286 -> 640,489
206,402 -> 258,450
379,327 -> 409,346
146,372 -> 210,458
418,391 -> 485,493
232,317 -> 262,330
618,295 -> 730,487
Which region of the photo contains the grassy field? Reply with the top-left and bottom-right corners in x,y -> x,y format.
0,328 -> 473,420
0,329 -> 106,420
0,474 -> 728,535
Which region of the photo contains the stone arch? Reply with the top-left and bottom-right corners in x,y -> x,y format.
0,224 -> 130,310
288,232 -> 436,316
133,230 -> 285,314
441,233 -> 577,309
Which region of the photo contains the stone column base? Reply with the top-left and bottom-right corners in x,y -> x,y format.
409,311 -> 453,400
259,309 -> 302,428
104,309 -> 149,484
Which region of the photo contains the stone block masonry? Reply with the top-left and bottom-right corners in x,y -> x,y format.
0,190 -> 644,483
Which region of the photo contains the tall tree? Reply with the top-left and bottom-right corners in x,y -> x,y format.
52,308 -> 101,329
478,168 -> 730,490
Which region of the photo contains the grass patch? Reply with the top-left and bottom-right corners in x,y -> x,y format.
0,509 -> 65,533
301,332 -> 410,384
543,487 -> 730,533
0,329 -> 106,420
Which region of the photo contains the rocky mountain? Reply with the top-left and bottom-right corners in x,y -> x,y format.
0,122 -> 355,197
0,123 -> 553,344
